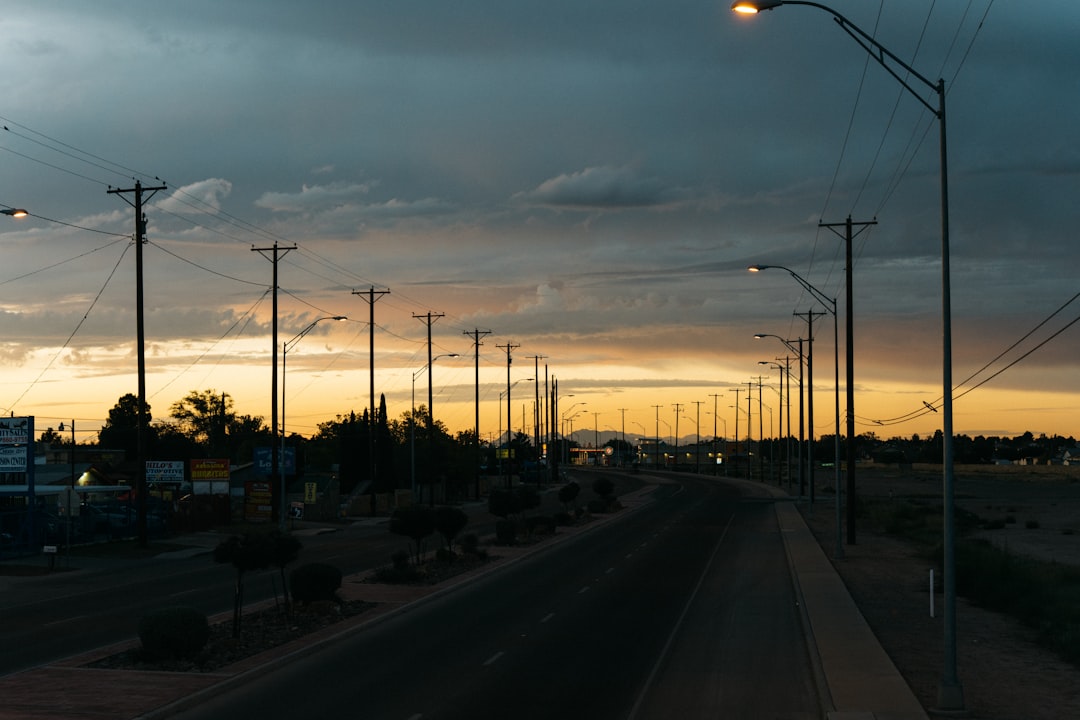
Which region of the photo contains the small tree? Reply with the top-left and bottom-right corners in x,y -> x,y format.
214,532 -> 274,637
434,506 -> 469,560
591,476 -> 616,512
266,529 -> 303,614
558,481 -> 581,511
390,506 -> 437,565
592,476 -> 614,501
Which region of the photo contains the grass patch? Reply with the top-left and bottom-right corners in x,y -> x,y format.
955,539 -> 1080,664
859,497 -> 1080,665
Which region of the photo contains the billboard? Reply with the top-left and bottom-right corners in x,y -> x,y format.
254,446 -> 296,476
190,458 -> 230,494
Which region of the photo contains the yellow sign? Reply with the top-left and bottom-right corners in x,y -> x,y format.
304,482 -> 317,503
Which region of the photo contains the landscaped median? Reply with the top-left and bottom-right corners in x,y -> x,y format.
76,481 -> 658,676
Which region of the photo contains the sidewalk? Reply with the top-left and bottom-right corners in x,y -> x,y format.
0,481 -> 927,720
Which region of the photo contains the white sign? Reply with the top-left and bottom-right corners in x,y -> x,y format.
0,417 -> 30,445
146,460 -> 185,483
0,445 -> 26,471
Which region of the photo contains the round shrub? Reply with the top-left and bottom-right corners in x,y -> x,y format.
391,550 -> 410,571
460,532 -> 481,555
138,606 -> 209,661
495,518 -> 517,544
525,515 -> 555,537
587,498 -> 610,514
290,562 -> 343,604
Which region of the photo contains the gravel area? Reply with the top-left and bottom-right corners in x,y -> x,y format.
800,464 -> 1080,719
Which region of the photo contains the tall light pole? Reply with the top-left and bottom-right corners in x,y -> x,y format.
282,316 -> 346,528
760,361 -> 785,485
756,335 -> 806,498
751,264 -> 842,558
734,2 -> 962,708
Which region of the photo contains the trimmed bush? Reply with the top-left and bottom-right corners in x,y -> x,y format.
495,518 -> 517,544
553,511 -> 575,526
138,606 -> 209,661
290,562 -> 343,604
592,476 -> 614,500
558,481 -> 581,511
587,499 -> 610,514
525,515 -> 555,537
391,550 -> 410,571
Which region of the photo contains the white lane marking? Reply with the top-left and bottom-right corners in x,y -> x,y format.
541,613 -> 555,623
578,585 -> 590,594
483,651 -> 504,666
605,567 -> 615,574
407,715 -> 423,720
626,512 -> 736,720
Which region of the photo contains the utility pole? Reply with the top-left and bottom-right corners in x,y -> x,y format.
252,241 -> 296,528
692,400 -> 703,474
550,377 -> 559,482
543,363 -> 550,473
672,403 -> 683,470
527,355 -> 547,463
745,383 -> 753,481
820,215 -> 876,544
753,375 -> 766,481
708,393 -> 722,476
618,408 -> 628,467
652,404 -> 663,468
795,311 -> 824,504
414,312 -> 444,504
732,388 -> 741,478
355,287 -> 389,509
109,180 -> 166,547
497,343 -> 519,486
463,328 -> 491,499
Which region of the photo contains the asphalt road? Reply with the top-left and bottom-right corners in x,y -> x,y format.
0,481 -> 569,675
173,470 -> 821,719
0,519 -> 406,674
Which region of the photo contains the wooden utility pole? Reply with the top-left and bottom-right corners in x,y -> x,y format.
820,215 -> 876,544
355,287 -> 389,506
496,342 -> 519,486
414,312 -> 444,503
109,180 -> 166,547
252,241 -> 296,527
463,328 -> 491,499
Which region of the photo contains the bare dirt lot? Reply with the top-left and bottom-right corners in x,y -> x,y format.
800,463 -> 1080,719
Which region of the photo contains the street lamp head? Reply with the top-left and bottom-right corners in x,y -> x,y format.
1,208 -> 28,218
732,1 -> 783,13
331,315 -> 347,321
747,264 -> 772,272
753,333 -> 768,339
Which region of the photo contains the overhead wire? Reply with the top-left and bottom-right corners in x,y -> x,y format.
6,239 -> 134,412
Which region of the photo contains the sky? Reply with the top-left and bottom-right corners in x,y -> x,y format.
1,1 -> 1078,451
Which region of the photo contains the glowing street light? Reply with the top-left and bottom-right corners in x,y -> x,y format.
281,315 -> 346,528
734,1 -> 962,708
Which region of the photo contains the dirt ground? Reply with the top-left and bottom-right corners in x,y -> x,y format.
799,463 -> 1080,719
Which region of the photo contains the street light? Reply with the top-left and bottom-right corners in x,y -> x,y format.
412,353 -> 458,501
755,334 -> 805,496
1,208 -> 28,217
759,361 -> 785,485
751,264 -> 842,559
281,315 -> 346,528
734,2 -> 962,709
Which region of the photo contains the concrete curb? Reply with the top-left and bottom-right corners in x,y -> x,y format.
775,500 -> 929,720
